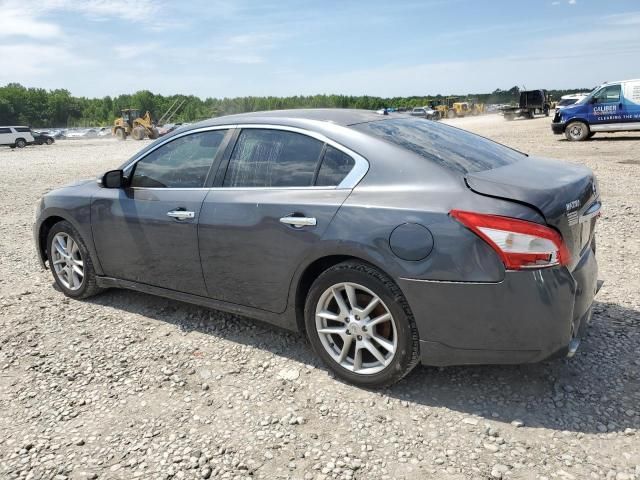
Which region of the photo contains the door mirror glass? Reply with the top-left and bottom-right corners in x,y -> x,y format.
100,169 -> 124,188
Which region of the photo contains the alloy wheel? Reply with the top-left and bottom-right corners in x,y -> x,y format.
315,282 -> 397,375
51,232 -> 84,290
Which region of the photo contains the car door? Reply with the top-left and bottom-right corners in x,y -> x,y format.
0,127 -> 11,145
91,128 -> 231,295
587,84 -> 624,127
198,126 -> 366,313
623,80 -> 640,125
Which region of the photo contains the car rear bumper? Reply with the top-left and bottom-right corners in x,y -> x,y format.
398,247 -> 600,366
551,121 -> 565,134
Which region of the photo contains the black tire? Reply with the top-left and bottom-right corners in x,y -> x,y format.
46,138 -> 54,145
446,109 -> 456,119
115,128 -> 126,140
47,221 -> 102,299
15,138 -> 26,148
588,132 -> 596,138
304,261 -> 420,388
505,114 -> 515,121
564,120 -> 590,141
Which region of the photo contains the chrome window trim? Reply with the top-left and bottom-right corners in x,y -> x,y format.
123,123 -> 369,190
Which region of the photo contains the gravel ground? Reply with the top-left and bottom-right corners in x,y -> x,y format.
0,116 -> 638,480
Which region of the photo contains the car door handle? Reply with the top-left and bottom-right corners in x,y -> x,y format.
279,215 -> 317,227
167,210 -> 195,220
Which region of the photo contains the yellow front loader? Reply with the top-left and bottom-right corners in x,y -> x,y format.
112,109 -> 159,141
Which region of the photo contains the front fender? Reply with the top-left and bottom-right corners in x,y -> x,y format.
34,203 -> 104,276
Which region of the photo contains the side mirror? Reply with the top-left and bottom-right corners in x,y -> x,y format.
99,169 -> 125,188
590,97 -> 597,104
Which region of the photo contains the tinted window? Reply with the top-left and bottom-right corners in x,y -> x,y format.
224,129 -> 323,187
15,127 -> 31,132
316,146 -> 355,186
353,118 -> 524,174
131,130 -> 226,188
0,128 -> 10,134
593,85 -> 621,103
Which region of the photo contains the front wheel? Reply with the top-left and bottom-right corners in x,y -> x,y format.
304,261 -> 419,388
46,138 -> 54,145
446,110 -> 455,119
565,121 -> 590,141
47,221 -> 102,299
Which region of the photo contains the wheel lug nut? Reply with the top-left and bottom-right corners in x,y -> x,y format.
355,316 -> 360,320
357,335 -> 362,341
362,326 -> 367,331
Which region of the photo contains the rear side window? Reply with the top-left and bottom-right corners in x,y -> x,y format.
316,146 -> 355,186
131,130 -> 226,188
15,127 -> 31,132
0,128 -> 10,134
224,129 -> 323,187
353,118 -> 524,174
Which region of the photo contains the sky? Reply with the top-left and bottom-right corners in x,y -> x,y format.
1,0 -> 639,99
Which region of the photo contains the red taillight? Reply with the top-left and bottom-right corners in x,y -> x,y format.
450,210 -> 571,270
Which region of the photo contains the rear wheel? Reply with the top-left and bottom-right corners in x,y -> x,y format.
47,221 -> 102,299
115,128 -> 126,140
15,138 -> 26,148
446,110 -> 456,119
149,127 -> 160,139
304,261 -> 419,388
565,121 -> 590,141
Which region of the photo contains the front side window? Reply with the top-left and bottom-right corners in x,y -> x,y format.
130,130 -> 226,188
224,129 -> 323,188
593,85 -> 621,104
316,145 -> 355,186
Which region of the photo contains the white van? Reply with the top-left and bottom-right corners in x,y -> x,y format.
0,126 -> 35,148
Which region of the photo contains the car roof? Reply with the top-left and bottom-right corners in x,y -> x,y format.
602,78 -> 640,86
196,109 -> 390,128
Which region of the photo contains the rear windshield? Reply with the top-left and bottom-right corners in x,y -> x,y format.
352,117 -> 524,174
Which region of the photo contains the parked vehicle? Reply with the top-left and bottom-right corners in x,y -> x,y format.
552,79 -> 640,141
0,126 -> 35,148
34,109 -> 601,387
556,93 -> 588,110
501,90 -> 550,120
32,131 -> 55,145
410,107 -> 438,120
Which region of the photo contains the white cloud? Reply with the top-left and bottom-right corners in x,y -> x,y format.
568,0 -> 577,4
0,43 -> 87,80
0,7 -> 62,39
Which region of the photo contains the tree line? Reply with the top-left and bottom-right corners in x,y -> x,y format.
0,83 -> 591,128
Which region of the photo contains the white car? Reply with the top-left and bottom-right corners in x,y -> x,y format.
556,93 -> 588,110
0,126 -> 35,148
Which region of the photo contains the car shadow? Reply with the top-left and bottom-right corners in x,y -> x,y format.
84,289 -> 639,435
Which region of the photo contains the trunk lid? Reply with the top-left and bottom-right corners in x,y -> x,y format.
465,157 -> 599,265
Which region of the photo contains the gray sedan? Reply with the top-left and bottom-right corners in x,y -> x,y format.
34,109 -> 601,387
